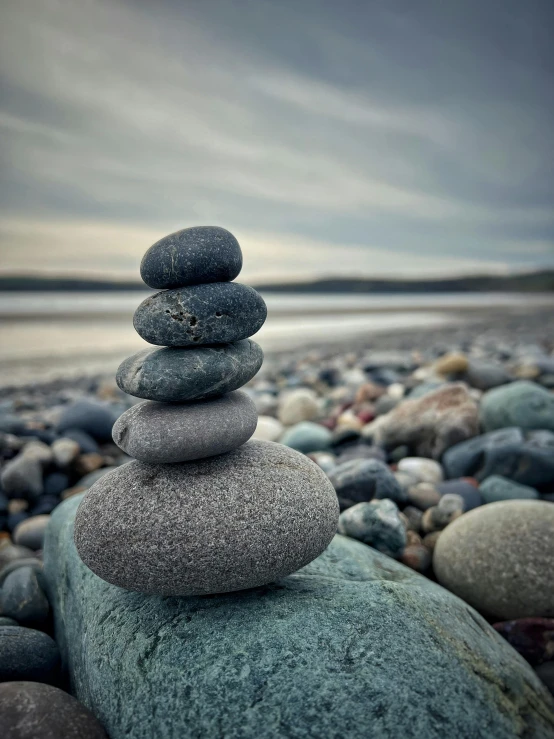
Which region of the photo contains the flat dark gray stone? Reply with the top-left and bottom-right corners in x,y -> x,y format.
44,496 -> 554,739
140,226 -> 242,289
133,283 -> 267,346
73,441 -> 339,596
112,391 -> 258,464
0,626 -> 60,683
116,340 -> 263,402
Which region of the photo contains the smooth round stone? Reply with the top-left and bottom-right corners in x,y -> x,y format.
0,545 -> 35,569
112,391 -> 257,464
116,340 -> 263,403
0,626 -> 60,682
133,283 -> 267,346
61,429 -> 100,455
398,457 -> 444,485
328,458 -> 405,508
435,352 -> 469,375
13,515 -> 51,550
0,682 -> 108,738
74,441 -> 339,596
51,438 -> 80,468
407,482 -> 441,511
338,499 -> 406,558
279,421 -> 332,454
1,566 -> 49,627
57,399 -> 120,441
480,380 -> 554,433
140,226 -> 242,289
0,558 -> 43,586
277,388 -> 319,426
252,415 -> 284,442
465,360 -> 512,390
0,454 -> 43,500
434,500 -> 554,619
480,475 -> 539,504
436,479 -> 482,511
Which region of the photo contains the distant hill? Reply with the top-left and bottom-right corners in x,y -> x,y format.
0,270 -> 553,293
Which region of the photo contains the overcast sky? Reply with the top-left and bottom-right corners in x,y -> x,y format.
1,0 -> 553,282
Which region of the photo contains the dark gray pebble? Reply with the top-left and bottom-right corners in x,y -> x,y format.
328,458 -> 405,509
133,282 -> 267,346
0,559 -> 43,586
57,400 -> 120,442
140,226 -> 242,289
0,626 -> 60,682
1,566 -> 49,626
116,340 -> 263,402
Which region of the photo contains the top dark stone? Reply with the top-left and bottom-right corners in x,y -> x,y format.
140,226 -> 243,289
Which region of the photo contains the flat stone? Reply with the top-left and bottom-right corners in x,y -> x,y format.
112,391 -> 257,464
434,500 -> 554,619
116,340 -> 263,402
480,380 -> 554,433
140,226 -> 242,289
338,499 -> 406,557
1,566 -> 50,627
73,441 -> 339,596
0,626 -> 60,682
44,499 -> 554,739
328,458 -> 405,509
13,515 -> 51,550
479,475 -> 539,504
279,421 -> 332,453
442,427 -> 554,488
133,283 -> 267,346
0,682 -> 108,738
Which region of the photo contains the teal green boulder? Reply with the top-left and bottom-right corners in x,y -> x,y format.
480,475 -> 539,504
481,380 -> 554,432
43,495 -> 554,739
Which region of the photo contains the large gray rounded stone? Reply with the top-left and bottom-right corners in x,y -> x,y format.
133,283 -> 267,346
480,380 -> 554,433
434,500 -> 554,619
44,496 -> 554,739
116,340 -> 263,402
140,226 -> 242,289
73,441 -> 339,595
112,391 -> 258,463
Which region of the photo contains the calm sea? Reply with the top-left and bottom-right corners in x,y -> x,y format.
1,291 -> 553,387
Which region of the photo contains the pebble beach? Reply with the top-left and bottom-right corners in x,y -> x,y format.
1,228 -> 554,737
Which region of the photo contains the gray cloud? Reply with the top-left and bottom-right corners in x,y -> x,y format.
0,0 -> 552,280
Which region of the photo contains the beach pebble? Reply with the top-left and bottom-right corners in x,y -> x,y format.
329,458 -> 405,509
112,391 -> 257,464
0,544 -> 35,569
406,482 -> 441,511
0,454 -> 43,500
464,360 -> 512,390
480,475 -> 539,504
338,499 -> 406,558
434,500 -> 554,619
422,531 -> 442,552
278,388 -> 319,426
279,421 -> 332,454
421,494 -> 464,533
335,443 -> 386,465
133,283 -> 267,346
74,441 -> 339,596
51,438 -> 80,468
436,479 -> 482,511
480,380 -> 554,433
252,415 -> 284,442
401,543 -> 432,572
140,226 -> 242,289
364,384 -> 479,459
22,441 -> 53,466
116,340 -> 263,403
0,681 -> 108,738
1,566 -> 49,626
61,429 -> 100,455
435,352 -> 469,375
0,558 -> 43,586
355,382 -> 386,404
308,451 -> 337,474
402,505 -> 423,532
57,399 -> 120,441
13,515 -> 50,550
76,467 -> 118,490
0,617 -> 18,626
0,626 -> 60,682
442,427 -> 554,487
493,618 -> 554,666
398,457 -> 444,484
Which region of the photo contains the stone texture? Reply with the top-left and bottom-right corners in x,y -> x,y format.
45,499 -> 554,739
279,421 -> 332,453
0,626 -> 60,683
277,388 -> 319,426
480,380 -> 554,433
140,226 -> 242,289
0,682 -> 108,738
112,391 -> 257,464
0,454 -> 43,501
363,384 -> 479,459
479,475 -> 539,504
434,500 -> 554,619
397,457 -> 444,484
338,499 -> 406,557
328,458 -> 405,509
13,515 -> 50,550
436,479 -> 482,511
57,399 -> 120,441
74,441 -> 339,596
133,283 -> 267,346
116,340 -> 263,403
442,427 -> 554,488
1,566 -> 49,626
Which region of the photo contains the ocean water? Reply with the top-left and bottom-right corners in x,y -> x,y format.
1,291 -> 553,386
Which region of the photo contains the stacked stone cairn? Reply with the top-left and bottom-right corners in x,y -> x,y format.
73,226 -> 339,596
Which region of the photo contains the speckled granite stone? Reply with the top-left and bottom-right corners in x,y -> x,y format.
112,391 -> 258,464
45,497 -> 554,739
116,340 -> 263,402
133,283 -> 267,346
140,226 -> 242,289
73,441 -> 339,595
